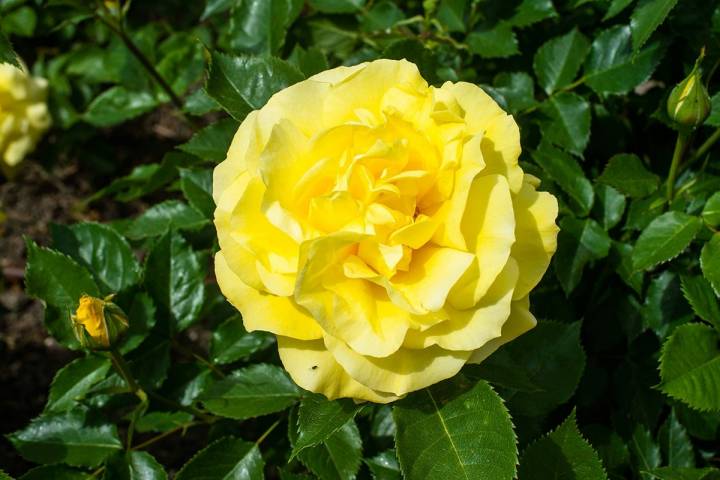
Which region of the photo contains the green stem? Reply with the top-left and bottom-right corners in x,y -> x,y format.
686,127 -> 720,169
109,349 -> 147,449
131,421 -> 202,451
256,417 -> 283,446
518,77 -> 586,116
93,8 -> 185,112
666,129 -> 691,202
146,390 -> 216,423
171,339 -> 225,378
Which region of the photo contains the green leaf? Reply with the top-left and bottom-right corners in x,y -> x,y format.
200,364 -> 300,419
125,200 -> 207,240
0,24 -> 19,66
295,419 -> 363,480
604,0 -> 635,20
648,467 -> 720,480
533,142 -> 594,216
554,217 -> 611,294
292,394 -> 363,458
8,410 -> 122,467
681,275 -> 720,331
625,193 -> 667,231
179,168 -> 215,219
309,0 -> 365,13
488,71 -> 536,114
393,379 -> 517,480
119,292 -> 156,354
658,409 -> 694,468
630,0 -> 679,51
227,0 -> 300,54
436,0 -> 467,32
701,234 -> 720,296
288,46 -> 329,77
632,212 -> 702,271
20,465 -> 92,480
488,321 -> 585,415
51,222 -> 142,294
510,0 -> 557,27
209,316 -> 275,365
103,451 -> 167,480
144,231 -> 206,332
175,437 -> 264,480
702,192 -> 720,227
201,0 -> 234,19
593,184 -> 626,230
135,411 -> 194,433
158,362 -> 213,407
533,29 -> 590,94
466,22 -> 519,58
25,239 -> 100,311
611,241 -> 644,294
584,26 -> 664,95
45,356 -> 111,412
518,410 -> 607,480
1,7 -> 36,37
659,322 -> 720,411
630,425 -> 662,480
597,153 -> 660,198
366,450 -> 401,480
126,335 -> 171,389
206,51 -> 304,121
361,0 -> 406,32
642,271 -> 692,339
705,93 -> 720,127
185,88 -> 221,116
177,118 -> 239,163
539,92 -> 591,156
84,87 -> 158,127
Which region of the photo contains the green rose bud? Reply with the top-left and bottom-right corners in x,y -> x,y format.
72,294 -> 129,350
667,53 -> 711,128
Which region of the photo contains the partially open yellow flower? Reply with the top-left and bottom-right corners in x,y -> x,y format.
213,59 -> 559,402
0,63 -> 51,176
72,294 -> 129,350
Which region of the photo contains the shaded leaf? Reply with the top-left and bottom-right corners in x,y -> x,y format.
175,437 -> 264,480
554,217 -> 611,294
467,23 -> 519,58
103,451 -> 167,480
681,275 -> 720,331
533,142 -> 594,216
630,0 -> 679,51
177,118 -> 239,163
658,409 -> 694,468
84,87 -> 157,127
292,394 -> 363,457
210,316 -> 275,365
701,234 -> 720,296
632,212 -> 702,271
125,201 -> 207,240
533,28 -> 590,94
45,356 -> 111,412
597,154 -> 660,198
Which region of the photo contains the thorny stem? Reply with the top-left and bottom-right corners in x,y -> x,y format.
666,129 -> 691,202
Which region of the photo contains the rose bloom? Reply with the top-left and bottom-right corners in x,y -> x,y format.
0,63 -> 51,175
214,59 -> 558,402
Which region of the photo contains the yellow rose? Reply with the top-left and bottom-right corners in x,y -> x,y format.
213,59 -> 559,402
0,63 -> 51,176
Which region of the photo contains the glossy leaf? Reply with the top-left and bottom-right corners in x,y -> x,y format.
292,394 -> 364,458
177,118 -> 239,163
135,411 -> 194,433
295,419 -> 363,480
144,231 -> 206,332
701,234 -> 720,296
658,409 -> 694,468
539,92 -> 591,156
51,222 -> 142,293
518,410 -> 607,480
394,379 -> 517,480
19,465 -> 92,480
533,142 -> 594,216
466,23 -> 519,58
659,323 -> 720,411
630,0 -> 679,51
584,26 -> 663,94
593,184 -> 626,231
84,87 -> 157,127
8,410 -> 122,467
0,24 -> 19,66
597,153 -> 660,198
103,451 -> 168,480
200,364 -> 300,419
25,239 -> 99,311
125,200 -> 207,240
702,192 -> 720,227
206,51 -> 304,121
554,217 -> 611,294
45,355 -> 111,412
179,168 -> 215,219
632,212 -> 702,271
209,316 -> 275,365
175,437 -> 264,480
365,450 -> 401,480
681,275 -> 720,331
533,29 -> 589,94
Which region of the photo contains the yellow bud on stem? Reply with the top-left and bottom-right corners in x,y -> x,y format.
72,294 -> 129,350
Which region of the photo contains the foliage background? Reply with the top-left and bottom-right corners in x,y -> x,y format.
1,0 -> 720,479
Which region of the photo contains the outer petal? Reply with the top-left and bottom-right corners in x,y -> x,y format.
511,180 -> 560,299
277,336 -> 400,403
215,253 -> 323,340
405,258 -> 518,351
324,334 -> 471,396
467,296 -> 537,364
447,174 -> 515,310
213,111 -> 262,202
480,114 -> 524,193
437,81 -> 505,135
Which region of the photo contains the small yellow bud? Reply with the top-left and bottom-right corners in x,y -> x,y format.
72,294 -> 129,350
667,53 -> 711,128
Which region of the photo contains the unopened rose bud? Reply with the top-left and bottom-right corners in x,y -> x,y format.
667,54 -> 711,128
72,294 -> 129,350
